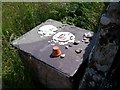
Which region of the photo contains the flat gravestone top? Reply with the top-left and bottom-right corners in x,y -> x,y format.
12,19 -> 96,77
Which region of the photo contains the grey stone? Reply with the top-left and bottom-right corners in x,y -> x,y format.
11,19 -> 95,89
96,64 -> 108,72
51,43 -> 55,46
86,68 -> 96,76
100,16 -> 111,25
92,74 -> 101,82
79,2 -> 120,89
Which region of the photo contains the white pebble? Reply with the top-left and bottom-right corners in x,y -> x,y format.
85,38 -> 89,43
60,54 -> 65,58
65,46 -> 69,49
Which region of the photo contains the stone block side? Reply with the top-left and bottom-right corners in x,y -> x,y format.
19,50 -> 73,89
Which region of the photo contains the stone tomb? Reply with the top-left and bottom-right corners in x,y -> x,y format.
11,19 -> 96,89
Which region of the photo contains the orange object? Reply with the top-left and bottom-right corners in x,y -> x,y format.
52,46 -> 61,57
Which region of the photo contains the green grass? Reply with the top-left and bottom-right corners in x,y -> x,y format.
2,2 -> 107,89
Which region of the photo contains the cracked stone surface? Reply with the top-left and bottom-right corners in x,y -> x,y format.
79,2 -> 120,89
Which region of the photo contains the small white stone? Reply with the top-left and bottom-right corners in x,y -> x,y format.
51,43 -> 55,46
85,38 -> 89,43
60,54 -> 65,58
83,36 -> 87,40
48,41 -> 51,43
87,32 -> 93,38
84,33 -> 88,37
82,39 -> 84,42
100,16 -> 111,25
75,48 -> 82,54
84,32 -> 93,38
65,46 -> 69,49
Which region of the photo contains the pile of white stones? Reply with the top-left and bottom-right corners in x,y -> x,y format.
82,32 -> 93,44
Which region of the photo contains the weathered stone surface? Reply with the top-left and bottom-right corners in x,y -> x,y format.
92,74 -> 101,82
79,2 -> 120,89
100,15 -> 111,25
96,64 -> 108,72
89,81 -> 95,87
85,68 -> 96,76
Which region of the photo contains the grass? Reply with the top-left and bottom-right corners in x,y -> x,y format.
2,2 -> 107,89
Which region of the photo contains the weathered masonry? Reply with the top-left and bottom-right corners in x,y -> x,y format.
11,19 -> 96,89
79,2 -> 120,89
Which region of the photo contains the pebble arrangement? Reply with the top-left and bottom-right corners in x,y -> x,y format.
38,25 -> 93,58
64,32 -> 93,55
53,32 -> 93,58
